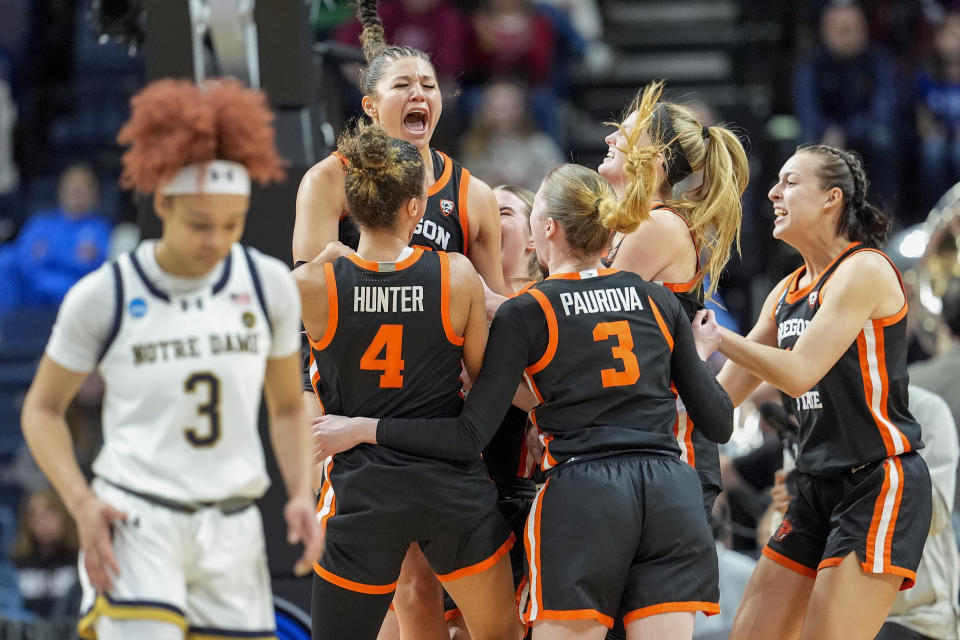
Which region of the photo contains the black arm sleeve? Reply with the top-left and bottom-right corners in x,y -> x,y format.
669,301 -> 734,443
377,300 -> 541,460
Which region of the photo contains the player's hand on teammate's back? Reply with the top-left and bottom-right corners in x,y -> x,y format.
310,241 -> 352,265
312,414 -> 377,458
285,493 -> 324,577
75,493 -> 127,592
691,309 -> 721,361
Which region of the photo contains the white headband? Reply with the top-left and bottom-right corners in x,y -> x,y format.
161,160 -> 251,196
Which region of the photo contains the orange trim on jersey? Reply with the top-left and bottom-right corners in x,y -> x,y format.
865,457 -> 906,579
436,533 -> 515,582
525,479 -> 550,626
438,252 -> 465,346
535,609 -> 615,629
783,242 -> 859,304
662,279 -> 698,293
771,275 -> 795,324
865,458 -> 892,570
623,601 -> 720,624
524,289 -> 558,374
427,150 -> 454,196
444,608 -> 462,623
458,166 -> 471,255
761,546 -> 817,578
815,249 -> 909,327
857,326 -> 909,457
315,457 -> 336,531
513,281 -> 538,297
546,268 -> 618,281
850,248 -> 908,325
345,247 -> 424,273
647,295 -> 674,351
313,564 -> 398,595
539,432 -> 559,471
682,414 -> 695,466
883,457 -> 906,571
822,554 -> 915,589
653,205 -> 701,292
311,263 -> 339,350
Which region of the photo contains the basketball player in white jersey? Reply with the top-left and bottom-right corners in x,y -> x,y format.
20,78 -> 322,640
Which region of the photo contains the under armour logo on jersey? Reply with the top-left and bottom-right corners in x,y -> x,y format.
439,199 -> 454,216
807,291 -> 818,309
180,298 -> 204,311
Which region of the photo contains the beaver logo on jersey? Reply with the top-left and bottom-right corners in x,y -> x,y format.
773,517 -> 793,542
808,291 -> 818,309
242,311 -> 256,328
439,199 -> 454,216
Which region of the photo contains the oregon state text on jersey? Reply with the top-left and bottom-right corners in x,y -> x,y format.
774,242 -> 923,473
308,248 -> 498,543
95,243 -> 274,503
336,149 -> 471,253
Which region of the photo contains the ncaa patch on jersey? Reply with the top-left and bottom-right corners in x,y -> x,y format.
242,311 -> 256,328
128,298 -> 147,318
807,291 -> 818,309
440,199 -> 454,216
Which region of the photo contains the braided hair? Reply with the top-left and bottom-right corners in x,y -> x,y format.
799,144 -> 892,249
356,0 -> 434,97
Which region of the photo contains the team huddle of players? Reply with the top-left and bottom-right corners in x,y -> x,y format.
16,1 -> 932,639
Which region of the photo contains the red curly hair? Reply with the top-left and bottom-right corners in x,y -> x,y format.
117,78 -> 286,194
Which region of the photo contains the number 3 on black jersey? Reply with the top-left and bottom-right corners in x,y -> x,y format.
593,320 -> 640,388
361,324 -> 405,388
184,372 -> 221,446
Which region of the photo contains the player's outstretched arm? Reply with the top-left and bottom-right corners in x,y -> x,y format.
264,352 -> 323,576
718,252 -> 899,398
21,355 -> 127,591
707,275 -> 786,407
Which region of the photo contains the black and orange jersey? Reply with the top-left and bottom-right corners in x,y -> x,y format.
522,270 -> 728,468
603,204 -> 718,490
774,242 -> 923,474
334,149 -> 470,254
376,269 -> 733,470
308,248 -> 497,541
308,248 -> 463,418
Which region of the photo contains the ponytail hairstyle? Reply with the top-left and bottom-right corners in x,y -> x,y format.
606,82 -> 666,233
117,78 -> 285,194
540,164 -> 642,258
494,184 -> 541,282
799,144 -> 892,248
357,0 -> 435,97
613,81 -> 749,301
338,123 -> 424,230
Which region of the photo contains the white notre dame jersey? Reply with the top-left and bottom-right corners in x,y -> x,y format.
46,240 -> 301,504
